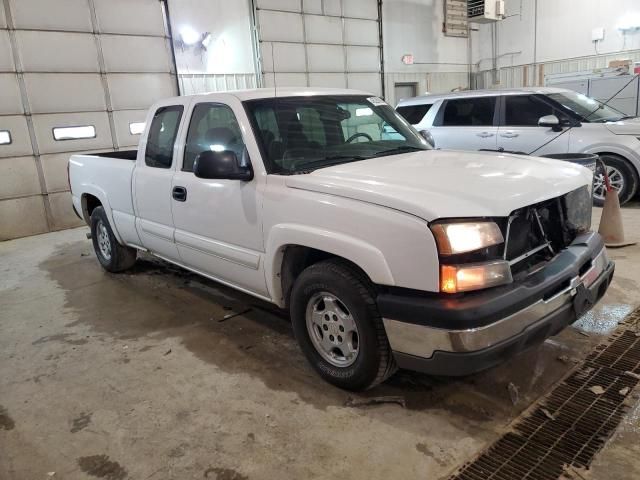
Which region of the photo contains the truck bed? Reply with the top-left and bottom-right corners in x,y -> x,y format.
90,150 -> 138,161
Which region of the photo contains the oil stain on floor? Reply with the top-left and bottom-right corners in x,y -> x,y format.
0,405 -> 15,430
77,454 -> 127,480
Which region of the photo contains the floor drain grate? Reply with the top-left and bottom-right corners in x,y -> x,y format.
449,310 -> 640,480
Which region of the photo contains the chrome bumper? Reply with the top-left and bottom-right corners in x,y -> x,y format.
383,246 -> 611,360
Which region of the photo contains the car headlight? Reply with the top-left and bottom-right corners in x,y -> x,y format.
430,221 -> 504,255
440,261 -> 512,294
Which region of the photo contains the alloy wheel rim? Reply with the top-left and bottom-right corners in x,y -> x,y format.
97,220 -> 112,261
593,165 -> 624,202
305,292 -> 359,368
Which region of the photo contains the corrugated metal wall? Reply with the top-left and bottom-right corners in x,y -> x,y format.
254,0 -> 383,97
475,48 -> 640,89
0,0 -> 178,241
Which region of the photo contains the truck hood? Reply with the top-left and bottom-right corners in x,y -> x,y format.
605,117 -> 640,135
285,150 -> 592,221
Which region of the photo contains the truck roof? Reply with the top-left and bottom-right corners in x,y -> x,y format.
181,87 -> 374,102
396,87 -> 573,106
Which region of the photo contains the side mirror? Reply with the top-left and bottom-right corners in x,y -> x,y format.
538,115 -> 562,132
419,129 -> 436,148
193,150 -> 253,181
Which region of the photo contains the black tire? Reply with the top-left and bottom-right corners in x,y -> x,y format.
90,206 -> 137,272
290,259 -> 397,391
594,154 -> 639,206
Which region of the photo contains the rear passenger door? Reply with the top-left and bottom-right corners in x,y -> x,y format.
429,97 -> 498,151
497,94 -> 570,155
133,101 -> 188,260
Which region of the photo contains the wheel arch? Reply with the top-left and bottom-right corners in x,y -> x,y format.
80,187 -> 124,244
265,225 -> 395,308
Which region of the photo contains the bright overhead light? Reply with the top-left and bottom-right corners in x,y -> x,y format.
210,144 -> 225,152
356,107 -> 373,116
180,26 -> 201,45
129,122 -> 145,135
617,13 -> 640,31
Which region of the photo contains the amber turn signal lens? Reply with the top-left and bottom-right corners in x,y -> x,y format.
440,261 -> 512,294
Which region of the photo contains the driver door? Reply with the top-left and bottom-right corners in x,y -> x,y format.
171,101 -> 267,297
497,94 -> 570,155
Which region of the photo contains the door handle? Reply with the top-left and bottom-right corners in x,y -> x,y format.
477,132 -> 495,138
500,132 -> 519,138
172,186 -> 187,202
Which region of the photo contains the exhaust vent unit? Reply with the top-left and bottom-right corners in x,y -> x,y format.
467,0 -> 505,23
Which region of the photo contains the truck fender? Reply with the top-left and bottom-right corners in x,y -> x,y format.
80,184 -> 124,244
265,223 -> 395,307
583,144 -> 640,172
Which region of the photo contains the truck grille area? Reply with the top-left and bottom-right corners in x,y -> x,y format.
504,186 -> 592,277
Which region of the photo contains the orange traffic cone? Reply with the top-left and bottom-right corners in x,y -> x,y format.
597,168 -> 636,248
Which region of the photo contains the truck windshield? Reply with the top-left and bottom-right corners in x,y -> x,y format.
244,95 -> 429,174
547,91 -> 627,123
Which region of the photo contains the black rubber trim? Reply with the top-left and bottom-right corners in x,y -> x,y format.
377,232 -> 605,330
393,261 -> 614,376
72,203 -> 83,220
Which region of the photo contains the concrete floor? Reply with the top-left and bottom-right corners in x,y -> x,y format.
1,207 -> 640,479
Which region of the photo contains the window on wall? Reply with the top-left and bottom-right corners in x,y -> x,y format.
441,97 -> 496,126
504,95 -> 566,126
52,125 -> 96,140
145,105 -> 183,169
0,130 -> 11,145
183,103 -> 244,172
129,122 -> 146,135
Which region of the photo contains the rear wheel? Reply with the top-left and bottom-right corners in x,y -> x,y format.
290,259 -> 397,391
90,206 -> 137,272
593,155 -> 638,206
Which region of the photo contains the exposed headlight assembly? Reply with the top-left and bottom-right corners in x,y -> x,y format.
430,221 -> 504,255
430,221 -> 511,293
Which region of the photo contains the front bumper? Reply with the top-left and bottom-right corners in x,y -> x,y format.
378,232 -> 614,376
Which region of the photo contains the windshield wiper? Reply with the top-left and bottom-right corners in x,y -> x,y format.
286,154 -> 372,174
371,145 -> 426,157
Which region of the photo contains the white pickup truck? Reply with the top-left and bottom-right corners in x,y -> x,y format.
69,87 -> 614,391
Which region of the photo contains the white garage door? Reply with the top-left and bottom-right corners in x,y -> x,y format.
0,0 -> 178,240
255,0 -> 383,96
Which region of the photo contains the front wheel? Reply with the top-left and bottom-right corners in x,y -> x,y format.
290,259 -> 397,391
593,155 -> 639,206
90,206 -> 137,272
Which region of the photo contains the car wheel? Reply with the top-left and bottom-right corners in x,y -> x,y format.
290,259 -> 397,391
90,206 -> 137,272
593,154 -> 638,206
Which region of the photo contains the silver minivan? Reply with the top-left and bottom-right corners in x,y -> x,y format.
396,87 -> 640,205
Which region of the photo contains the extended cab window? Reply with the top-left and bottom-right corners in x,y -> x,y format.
396,104 -> 432,124
183,103 -> 244,172
145,105 -> 183,169
441,97 -> 496,126
504,95 -> 565,126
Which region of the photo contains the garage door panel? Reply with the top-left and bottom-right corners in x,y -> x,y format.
32,112 -> 112,154
24,74 -> 106,113
16,31 -> 99,72
308,73 -> 346,89
307,44 -> 344,72
346,46 -> 379,72
0,74 -> 23,115
264,73 -> 307,88
0,116 -> 32,158
101,35 -> 170,73
112,109 -> 147,148
49,191 -> 84,230
107,73 -> 175,110
258,10 -> 303,42
93,0 -> 165,36
305,15 -> 343,44
0,4 -> 6,28
0,195 -> 48,240
41,152 -> 73,193
348,73 -> 382,96
9,0 -> 93,32
303,0 -> 322,14
343,0 -> 379,20
261,42 -> 306,72
0,156 -> 42,199
344,19 -> 379,46
322,0 -> 342,16
257,0 -> 301,12
0,31 -> 15,71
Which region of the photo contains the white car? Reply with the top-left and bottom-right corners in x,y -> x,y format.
396,87 -> 640,205
68,88 -> 613,390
